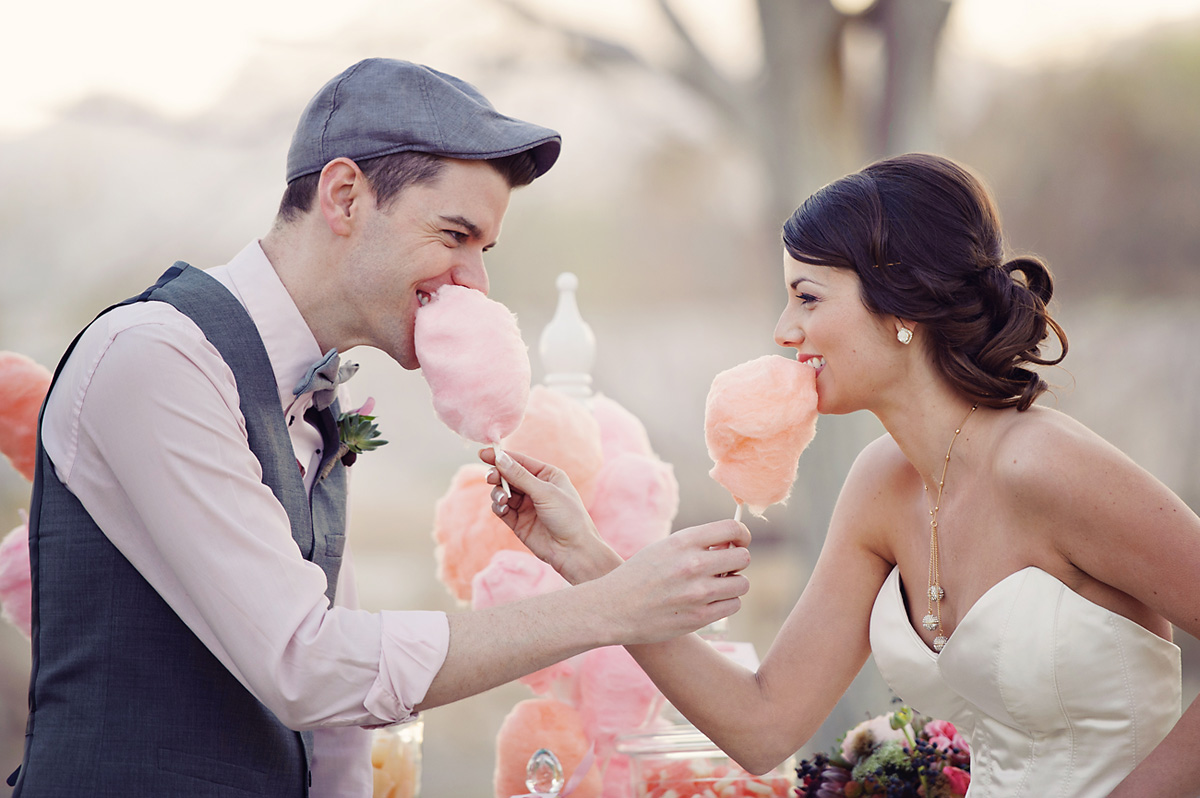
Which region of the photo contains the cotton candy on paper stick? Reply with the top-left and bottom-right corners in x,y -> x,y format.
0,351 -> 52,482
494,698 -> 601,798
432,464 -> 530,603
415,284 -> 531,497
704,354 -> 818,519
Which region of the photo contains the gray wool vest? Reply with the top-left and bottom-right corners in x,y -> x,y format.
11,263 -> 347,797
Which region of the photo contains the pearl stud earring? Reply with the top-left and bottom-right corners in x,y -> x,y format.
897,326 -> 913,345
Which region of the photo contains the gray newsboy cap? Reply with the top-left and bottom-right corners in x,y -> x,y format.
286,58 -> 562,183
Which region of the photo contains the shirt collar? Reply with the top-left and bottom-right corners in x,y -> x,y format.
206,240 -> 324,415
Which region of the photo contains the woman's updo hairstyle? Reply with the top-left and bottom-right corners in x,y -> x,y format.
782,153 -> 1066,411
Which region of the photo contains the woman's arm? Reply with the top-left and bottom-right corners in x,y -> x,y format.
488,438 -> 898,775
1005,412 -> 1200,797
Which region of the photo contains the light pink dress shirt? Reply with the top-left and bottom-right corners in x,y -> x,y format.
40,241 -> 449,797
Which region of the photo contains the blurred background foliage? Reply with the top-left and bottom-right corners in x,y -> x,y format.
2,0 -> 1199,794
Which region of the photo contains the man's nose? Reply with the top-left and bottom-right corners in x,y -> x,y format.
453,254 -> 489,295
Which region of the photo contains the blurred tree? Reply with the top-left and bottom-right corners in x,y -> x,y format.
494,0 -> 953,229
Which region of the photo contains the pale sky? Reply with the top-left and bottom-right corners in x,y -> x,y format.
1,0 -> 1197,134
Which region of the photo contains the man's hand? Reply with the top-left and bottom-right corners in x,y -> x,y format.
593,520 -> 752,645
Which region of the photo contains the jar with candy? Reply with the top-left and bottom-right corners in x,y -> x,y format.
616,724 -> 794,798
370,716 -> 424,798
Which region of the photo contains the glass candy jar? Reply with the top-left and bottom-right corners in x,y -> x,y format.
370,716 -> 424,798
616,725 -> 794,798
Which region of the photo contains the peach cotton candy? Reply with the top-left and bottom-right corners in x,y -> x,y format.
590,393 -> 654,461
503,385 -> 605,503
705,354 -> 818,517
494,698 -> 601,798
471,550 -> 580,697
414,284 -> 531,445
432,464 -> 528,603
0,351 -> 52,482
0,521 -> 31,638
585,453 -> 677,560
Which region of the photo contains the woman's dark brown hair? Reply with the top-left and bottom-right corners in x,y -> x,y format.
782,152 -> 1067,411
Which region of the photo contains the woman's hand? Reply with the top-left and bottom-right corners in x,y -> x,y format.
480,447 -> 621,584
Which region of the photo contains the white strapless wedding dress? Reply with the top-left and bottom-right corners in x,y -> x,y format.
869,566 -> 1181,797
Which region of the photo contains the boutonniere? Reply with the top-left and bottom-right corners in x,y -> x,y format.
319,398 -> 388,480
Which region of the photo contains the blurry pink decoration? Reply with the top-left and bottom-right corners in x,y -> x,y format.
589,394 -> 654,461
432,465 -> 528,603
0,351 -> 52,482
0,520 -> 31,638
577,647 -> 660,752
414,284 -> 531,445
471,549 -> 569,610
584,454 -> 677,560
471,550 -> 580,697
430,274 -> 693,798
704,354 -> 818,517
494,698 -> 601,798
503,386 -> 605,504
598,753 -> 632,798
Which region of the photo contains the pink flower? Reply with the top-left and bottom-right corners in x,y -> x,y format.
923,720 -> 957,739
942,765 -> 971,795
924,719 -> 970,756
350,396 -> 375,416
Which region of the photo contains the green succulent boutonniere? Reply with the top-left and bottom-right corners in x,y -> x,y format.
320,397 -> 388,480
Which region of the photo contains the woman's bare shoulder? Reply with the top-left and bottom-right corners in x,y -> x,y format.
991,406 -> 1121,492
831,433 -> 918,556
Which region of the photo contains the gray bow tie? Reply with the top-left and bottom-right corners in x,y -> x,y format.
293,348 -> 359,411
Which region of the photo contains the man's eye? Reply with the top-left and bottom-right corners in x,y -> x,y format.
445,230 -> 467,243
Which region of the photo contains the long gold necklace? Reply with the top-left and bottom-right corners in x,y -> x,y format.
922,403 -> 978,653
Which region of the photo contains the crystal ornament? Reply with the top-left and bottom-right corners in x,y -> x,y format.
928,585 -> 944,602
922,613 -> 939,631
526,748 -> 565,796
933,635 -> 949,652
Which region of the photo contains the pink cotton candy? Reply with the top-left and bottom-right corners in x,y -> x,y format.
504,385 -> 605,503
578,647 -> 660,749
705,354 -> 818,517
432,464 -> 529,603
471,549 -> 570,610
471,549 -> 580,696
0,351 -> 52,482
414,284 -> 531,445
590,393 -> 654,461
585,453 -> 677,560
0,521 -> 31,638
494,698 -> 601,798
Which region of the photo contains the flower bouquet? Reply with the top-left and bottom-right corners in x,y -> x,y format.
795,707 -> 970,798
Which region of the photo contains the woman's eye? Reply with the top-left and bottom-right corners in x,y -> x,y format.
796,292 -> 819,305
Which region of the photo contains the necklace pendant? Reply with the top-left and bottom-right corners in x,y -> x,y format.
927,584 -> 944,602
933,635 -> 948,652
922,613 -> 939,631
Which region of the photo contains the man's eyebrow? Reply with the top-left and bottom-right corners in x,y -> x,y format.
439,214 -> 482,239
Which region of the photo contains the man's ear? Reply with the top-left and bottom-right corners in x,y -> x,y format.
317,158 -> 370,237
